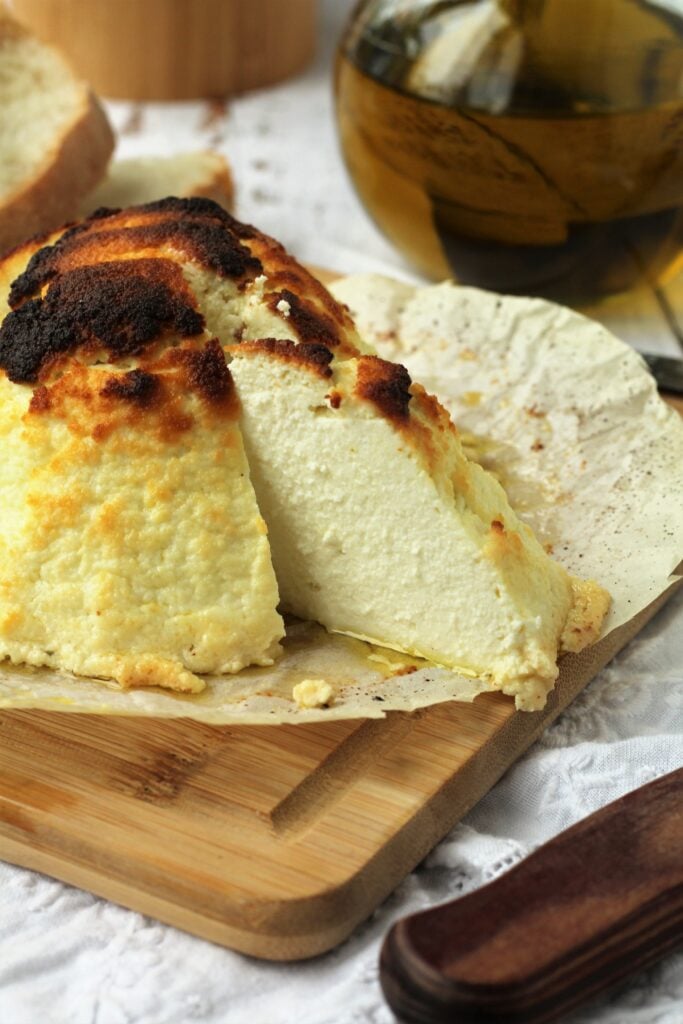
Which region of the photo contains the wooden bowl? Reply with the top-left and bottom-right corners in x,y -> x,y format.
11,0 -> 317,99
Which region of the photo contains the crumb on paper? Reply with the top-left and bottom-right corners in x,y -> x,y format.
392,665 -> 417,677
292,678 -> 334,709
367,652 -> 419,676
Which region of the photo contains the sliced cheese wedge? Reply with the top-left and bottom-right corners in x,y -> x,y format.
228,340 -> 608,710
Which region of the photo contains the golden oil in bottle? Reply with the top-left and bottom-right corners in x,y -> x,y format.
335,0 -> 683,299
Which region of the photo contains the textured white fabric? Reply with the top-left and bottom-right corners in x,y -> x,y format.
1,2 -> 682,1021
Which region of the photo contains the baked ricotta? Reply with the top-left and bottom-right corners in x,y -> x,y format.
0,199 -> 609,707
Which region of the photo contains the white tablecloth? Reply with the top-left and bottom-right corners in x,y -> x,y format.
1,2 -> 681,1021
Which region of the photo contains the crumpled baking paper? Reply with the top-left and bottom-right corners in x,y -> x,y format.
0,276 -> 680,722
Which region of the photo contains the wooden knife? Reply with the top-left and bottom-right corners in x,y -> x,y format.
380,767 -> 683,1024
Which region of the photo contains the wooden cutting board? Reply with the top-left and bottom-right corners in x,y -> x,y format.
0,590 -> 678,962
0,268 -> 680,960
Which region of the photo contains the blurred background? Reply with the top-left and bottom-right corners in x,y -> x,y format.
6,0 -> 395,277
6,0 -> 683,358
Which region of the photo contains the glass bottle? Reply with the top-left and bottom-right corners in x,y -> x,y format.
335,0 -> 683,300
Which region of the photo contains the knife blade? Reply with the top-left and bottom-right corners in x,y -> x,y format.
641,352 -> 683,395
380,767 -> 683,1024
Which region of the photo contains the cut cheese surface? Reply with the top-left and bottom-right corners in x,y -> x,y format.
228,342 -> 607,709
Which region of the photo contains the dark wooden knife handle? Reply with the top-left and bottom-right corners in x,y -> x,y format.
380,768 -> 683,1024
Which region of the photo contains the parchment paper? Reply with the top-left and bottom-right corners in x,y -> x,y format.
0,278 -> 680,722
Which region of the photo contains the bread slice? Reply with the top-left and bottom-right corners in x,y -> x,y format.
0,13 -> 114,256
0,199 -> 609,706
80,151 -> 234,217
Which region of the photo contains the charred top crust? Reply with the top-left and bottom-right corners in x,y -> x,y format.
138,196 -> 240,222
355,355 -> 412,422
5,197 -> 362,364
169,338 -> 234,407
267,288 -> 342,349
0,260 -> 204,383
9,199 -> 262,307
100,369 -> 161,407
235,338 -> 334,377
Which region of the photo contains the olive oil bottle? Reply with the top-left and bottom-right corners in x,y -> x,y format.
335,0 -> 683,299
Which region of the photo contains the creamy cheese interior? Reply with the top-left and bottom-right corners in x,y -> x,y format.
229,346 -> 584,709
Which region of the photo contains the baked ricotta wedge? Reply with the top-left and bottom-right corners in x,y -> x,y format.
228,342 -> 608,710
0,254 -> 283,692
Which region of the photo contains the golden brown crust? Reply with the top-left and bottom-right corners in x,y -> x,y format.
114,657 -> 205,694
8,199 -> 260,306
266,288 -> 340,348
483,517 -> 524,562
26,338 -> 238,444
99,368 -> 162,407
5,196 -> 362,359
0,199 -> 372,465
0,200 -> 476,498
560,578 -> 612,654
235,219 -> 361,357
401,382 -> 465,474
165,338 -> 235,410
409,383 -> 459,438
0,229 -> 63,288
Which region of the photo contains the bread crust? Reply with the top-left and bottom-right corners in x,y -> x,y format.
0,89 -> 113,257
80,151 -> 235,216
0,11 -> 114,256
184,152 -> 234,210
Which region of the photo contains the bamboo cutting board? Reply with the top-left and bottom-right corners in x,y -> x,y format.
0,264 -> 680,960
0,586 -> 678,961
